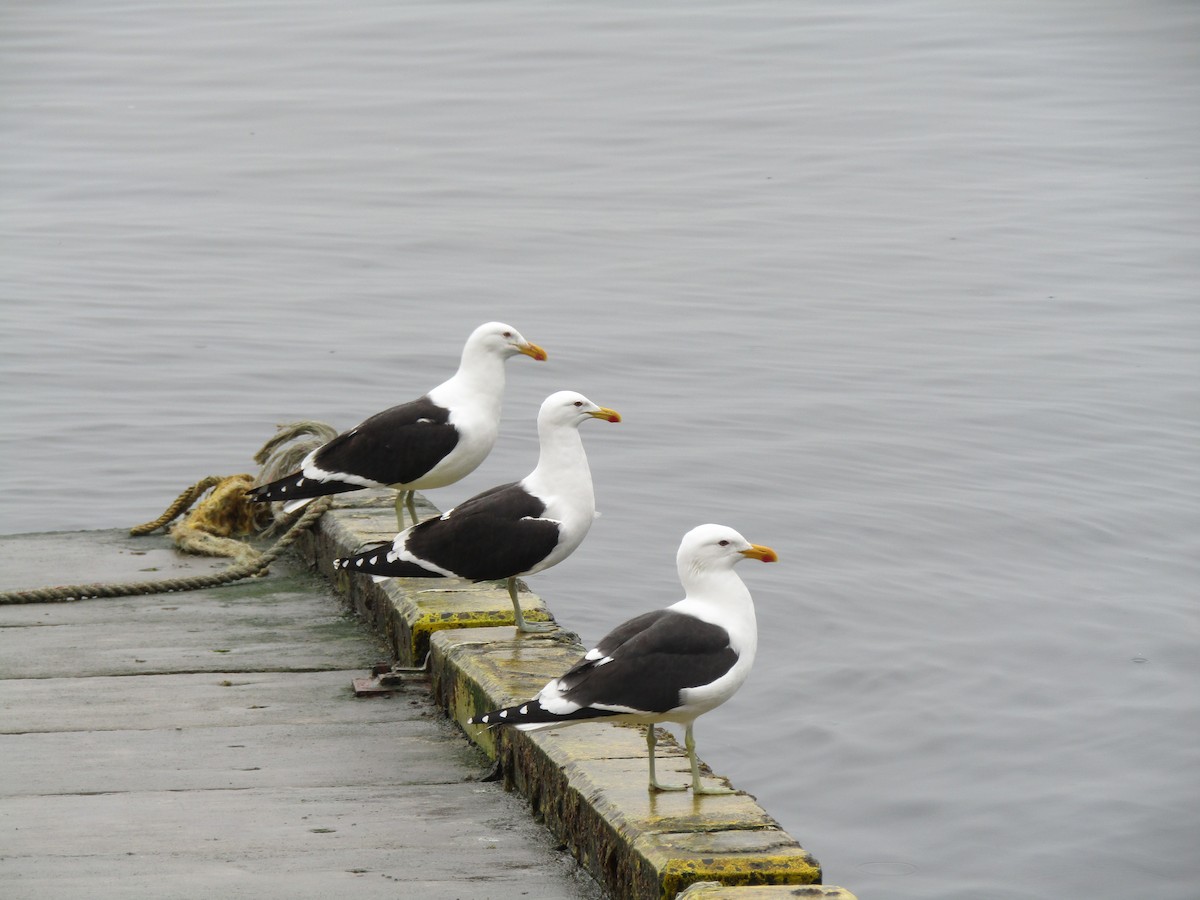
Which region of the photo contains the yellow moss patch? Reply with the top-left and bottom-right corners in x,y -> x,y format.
678,884 -> 857,899
657,849 -> 822,897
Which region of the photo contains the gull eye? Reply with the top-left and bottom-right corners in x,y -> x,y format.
503,331 -> 513,338
718,540 -> 730,547
574,400 -> 583,407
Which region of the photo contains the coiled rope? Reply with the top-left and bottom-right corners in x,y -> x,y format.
128,475 -> 228,537
0,422 -> 339,605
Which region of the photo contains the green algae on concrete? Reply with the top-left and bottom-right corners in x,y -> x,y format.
430,626 -> 584,757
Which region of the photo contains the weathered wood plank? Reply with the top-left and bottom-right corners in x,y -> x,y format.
0,670 -> 401,734
0,785 -> 597,900
0,530 -> 602,899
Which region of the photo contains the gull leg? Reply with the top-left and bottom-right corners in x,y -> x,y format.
646,726 -> 687,792
394,491 -> 412,530
507,576 -> 554,633
405,490 -> 419,527
686,723 -> 737,795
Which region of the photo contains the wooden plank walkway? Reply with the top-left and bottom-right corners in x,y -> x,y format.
0,529 -> 603,899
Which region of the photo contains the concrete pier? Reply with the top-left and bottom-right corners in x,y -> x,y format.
302,491 -> 857,900
1,492 -> 857,899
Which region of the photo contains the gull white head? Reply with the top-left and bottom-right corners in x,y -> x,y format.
537,390 -> 622,429
464,321 -> 548,362
677,523 -> 778,582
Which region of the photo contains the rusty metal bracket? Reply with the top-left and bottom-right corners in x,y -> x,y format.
352,658 -> 430,697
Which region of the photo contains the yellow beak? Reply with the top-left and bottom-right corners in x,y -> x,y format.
519,342 -> 548,361
589,407 -> 621,423
740,544 -> 778,563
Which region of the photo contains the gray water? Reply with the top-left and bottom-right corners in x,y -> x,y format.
3,2 -> 1198,897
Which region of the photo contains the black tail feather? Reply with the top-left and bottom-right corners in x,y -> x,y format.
247,471 -> 362,504
332,547 -> 446,578
468,698 -> 615,728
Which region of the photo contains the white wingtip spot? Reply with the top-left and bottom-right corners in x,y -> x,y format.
499,709 -> 508,718
519,705 -> 528,715
296,478 -> 305,487
368,556 -> 378,565
355,559 -> 363,567
279,485 -> 287,493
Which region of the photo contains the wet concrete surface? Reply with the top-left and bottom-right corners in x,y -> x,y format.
0,529 -> 603,899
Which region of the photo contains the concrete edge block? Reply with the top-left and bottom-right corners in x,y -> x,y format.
678,886 -> 858,899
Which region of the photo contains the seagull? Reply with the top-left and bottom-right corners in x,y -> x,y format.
468,524 -> 777,793
248,322 -> 546,528
333,390 -> 620,632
